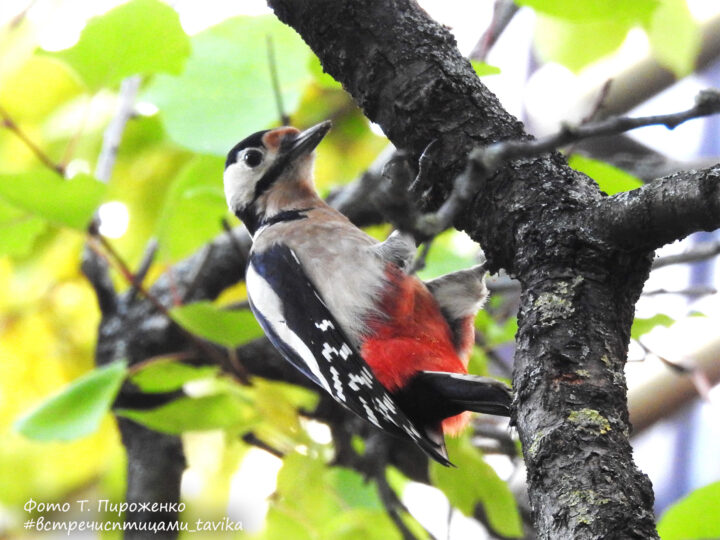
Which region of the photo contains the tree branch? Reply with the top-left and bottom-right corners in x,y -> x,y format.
652,239 -> 720,269
594,165 -> 720,251
414,90 -> 720,241
0,103 -> 65,175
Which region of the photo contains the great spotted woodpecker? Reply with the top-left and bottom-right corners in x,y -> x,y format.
223,121 -> 511,465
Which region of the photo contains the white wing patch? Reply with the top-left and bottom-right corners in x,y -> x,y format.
246,263 -> 332,394
315,319 -> 335,331
329,366 -> 345,402
359,397 -> 380,427
348,368 -> 374,391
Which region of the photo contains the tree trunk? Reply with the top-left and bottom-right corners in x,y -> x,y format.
265,0 -> 704,537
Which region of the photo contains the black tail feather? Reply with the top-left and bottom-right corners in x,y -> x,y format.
415,371 -> 512,417
394,371 -> 512,427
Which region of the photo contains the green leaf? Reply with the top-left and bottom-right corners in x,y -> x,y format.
48,0 -> 190,90
430,437 -> 523,538
330,467 -> 383,510
534,15 -> 631,72
476,312 -> 518,347
143,15 -> 313,155
264,508 -> 313,540
0,55 -> 83,121
309,55 -> 342,89
0,199 -> 47,257
658,481 -> 720,540
631,314 -> 674,340
275,452 -> 339,525
15,360 -> 128,441
471,61 -> 501,77
170,301 -> 264,348
417,230 -> 478,281
0,170 -> 106,229
645,0 -> 700,78
569,155 -> 643,195
130,359 -> 219,393
116,393 -> 255,434
516,0 -> 659,23
155,155 -> 228,259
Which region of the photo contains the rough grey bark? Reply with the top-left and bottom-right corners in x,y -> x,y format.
266,0 -> 719,538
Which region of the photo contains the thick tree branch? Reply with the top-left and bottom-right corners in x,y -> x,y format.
594,165 -> 720,251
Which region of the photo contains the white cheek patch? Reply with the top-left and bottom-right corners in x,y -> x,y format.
245,263 -> 332,394
223,163 -> 259,212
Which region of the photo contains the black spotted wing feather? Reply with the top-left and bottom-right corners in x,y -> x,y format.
246,243 -> 450,465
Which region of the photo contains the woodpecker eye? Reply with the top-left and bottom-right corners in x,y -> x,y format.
243,149 -> 264,168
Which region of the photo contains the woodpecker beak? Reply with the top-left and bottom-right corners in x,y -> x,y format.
281,120 -> 332,160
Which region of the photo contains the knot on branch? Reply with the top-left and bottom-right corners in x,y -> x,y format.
695,88 -> 720,113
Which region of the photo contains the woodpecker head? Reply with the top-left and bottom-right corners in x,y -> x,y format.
224,121 -> 331,233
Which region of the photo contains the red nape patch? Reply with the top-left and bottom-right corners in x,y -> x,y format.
361,265 -> 468,391
262,127 -> 300,150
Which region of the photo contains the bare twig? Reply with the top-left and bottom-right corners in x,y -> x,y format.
267,35 -> 290,125
413,89 -> 720,241
375,471 -> 423,540
642,285 -> 716,297
480,89 -> 720,172
652,240 -> 720,269
96,76 -> 141,182
129,238 -> 159,301
565,79 -> 613,156
635,341 -> 714,405
0,104 -> 65,175
468,0 -> 519,62
241,432 -> 285,458
408,240 -> 432,275
87,229 -> 251,384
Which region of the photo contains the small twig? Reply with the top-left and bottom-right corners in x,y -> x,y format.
478,89 -> 720,172
126,352 -> 195,376
266,35 -> 290,125
241,432 -> 285,458
566,79 -> 613,156
223,300 -> 251,311
375,471 -> 422,540
469,0 -> 520,62
0,104 -> 65,175
414,89 -> 720,241
471,422 -> 517,457
408,240 -> 432,275
636,340 -> 691,375
642,285 -> 716,297
87,228 -> 251,385
651,240 -> 720,269
128,238 -> 159,301
182,243 -> 216,303
96,76 -> 141,183
91,229 -> 136,282
7,0 -> 37,28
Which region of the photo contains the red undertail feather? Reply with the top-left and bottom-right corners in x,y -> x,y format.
362,265 -> 472,435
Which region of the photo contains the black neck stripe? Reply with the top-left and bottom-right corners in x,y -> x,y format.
260,208 -> 312,228
252,155 -> 291,203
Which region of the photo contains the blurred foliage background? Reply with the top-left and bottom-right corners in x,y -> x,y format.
0,0 -> 719,538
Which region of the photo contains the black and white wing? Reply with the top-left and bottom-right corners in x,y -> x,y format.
245,243 -> 451,465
